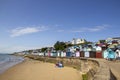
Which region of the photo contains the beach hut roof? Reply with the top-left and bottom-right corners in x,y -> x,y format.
107,48 -> 113,52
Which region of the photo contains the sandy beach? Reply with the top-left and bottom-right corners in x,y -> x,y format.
0,58 -> 82,80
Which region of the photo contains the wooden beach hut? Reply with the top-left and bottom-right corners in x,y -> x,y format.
84,51 -> 90,57
107,48 -> 116,60
102,50 -> 109,59
75,51 -> 80,57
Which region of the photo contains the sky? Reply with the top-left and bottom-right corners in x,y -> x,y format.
0,0 -> 120,53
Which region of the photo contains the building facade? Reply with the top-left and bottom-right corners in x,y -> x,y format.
71,38 -> 86,45
106,37 -> 120,44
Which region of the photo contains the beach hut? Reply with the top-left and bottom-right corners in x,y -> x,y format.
75,51 -> 80,57
87,48 -> 92,51
96,51 -> 102,58
84,51 -> 90,57
102,50 -> 109,59
57,52 -> 60,57
60,51 -> 66,57
72,53 -> 75,57
107,48 -> 116,60
95,46 -> 102,58
51,52 -> 57,57
87,44 -> 93,51
66,52 -> 72,57
44,52 -> 48,56
68,46 -> 75,53
63,52 -> 66,57
80,51 -> 84,57
79,45 -> 83,51
89,51 -> 96,58
116,49 -> 120,60
96,46 -> 102,51
83,47 -> 88,52
61,51 -> 64,57
48,51 -> 51,57
38,52 -> 44,56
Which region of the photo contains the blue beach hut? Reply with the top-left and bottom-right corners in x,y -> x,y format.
66,52 -> 72,57
107,48 -> 116,60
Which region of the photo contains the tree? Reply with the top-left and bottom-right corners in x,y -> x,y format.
66,43 -> 73,48
76,41 -> 93,46
28,50 -> 33,54
54,41 -> 66,51
41,47 -> 47,52
99,40 -> 106,43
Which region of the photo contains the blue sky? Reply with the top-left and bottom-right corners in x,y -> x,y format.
0,0 -> 120,53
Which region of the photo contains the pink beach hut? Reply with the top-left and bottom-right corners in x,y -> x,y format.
48,51 -> 51,57
75,51 -> 80,57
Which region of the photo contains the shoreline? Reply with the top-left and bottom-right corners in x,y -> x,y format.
0,54 -> 24,74
0,58 -> 82,80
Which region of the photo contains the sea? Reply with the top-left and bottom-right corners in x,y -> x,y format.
0,54 -> 24,74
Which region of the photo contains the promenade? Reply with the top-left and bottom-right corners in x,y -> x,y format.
93,59 -> 120,80
107,60 -> 120,80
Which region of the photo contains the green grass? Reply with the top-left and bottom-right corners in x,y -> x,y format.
82,73 -> 88,80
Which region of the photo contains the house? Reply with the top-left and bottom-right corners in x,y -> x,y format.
32,49 -> 40,55
106,37 -> 120,44
71,38 -> 86,45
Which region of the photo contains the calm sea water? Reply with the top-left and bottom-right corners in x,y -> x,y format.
0,54 -> 24,74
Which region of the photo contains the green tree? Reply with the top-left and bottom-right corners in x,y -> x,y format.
66,43 -> 73,48
28,50 -> 33,54
77,41 -> 93,46
54,41 -> 66,51
99,40 -> 106,43
41,47 -> 47,52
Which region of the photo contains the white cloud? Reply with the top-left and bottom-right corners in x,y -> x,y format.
71,25 -> 107,33
70,30 -> 84,33
87,25 -> 106,32
57,30 -> 64,32
10,26 -> 47,37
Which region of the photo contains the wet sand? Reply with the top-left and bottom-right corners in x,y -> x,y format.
0,58 -> 82,80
